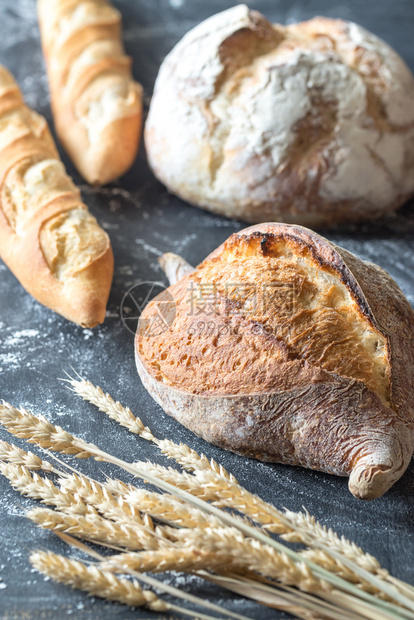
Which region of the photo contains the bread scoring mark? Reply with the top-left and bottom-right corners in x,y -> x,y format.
39,208 -> 109,280
206,14 -> 283,184
38,0 -> 141,164
138,230 -> 390,405
2,159 -> 78,233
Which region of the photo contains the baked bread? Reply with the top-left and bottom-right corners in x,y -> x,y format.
0,66 -> 113,328
135,223 -> 414,500
37,0 -> 143,185
145,5 -> 414,227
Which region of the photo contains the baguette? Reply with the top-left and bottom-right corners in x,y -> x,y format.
136,224 -> 414,500
37,0 -> 143,185
0,66 -> 113,328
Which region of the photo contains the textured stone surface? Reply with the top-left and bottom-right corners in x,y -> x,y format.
0,1 -> 413,618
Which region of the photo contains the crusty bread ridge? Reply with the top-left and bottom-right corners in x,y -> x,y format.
145,5 -> 414,226
37,0 -> 143,185
0,66 -> 113,327
136,224 -> 414,499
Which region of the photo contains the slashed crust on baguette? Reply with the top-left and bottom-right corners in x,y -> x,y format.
0,66 -> 113,327
38,0 -> 143,185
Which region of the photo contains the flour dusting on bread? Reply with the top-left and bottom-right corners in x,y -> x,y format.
146,6 -> 414,225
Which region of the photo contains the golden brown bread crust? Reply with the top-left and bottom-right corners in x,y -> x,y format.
0,66 -> 113,328
38,0 -> 142,185
135,223 -> 414,499
145,6 -> 414,226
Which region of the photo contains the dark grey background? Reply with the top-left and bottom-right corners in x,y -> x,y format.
0,1 -> 413,618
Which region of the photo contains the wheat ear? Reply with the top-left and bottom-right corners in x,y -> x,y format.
30,551 -> 226,620
96,390 -> 412,610
122,485 -> 225,529
2,397 -> 411,616
63,376 -> 154,440
0,440 -> 56,472
56,533 -> 253,620
101,547 -> 229,574
176,526 -> 330,594
65,380 -> 382,568
60,474 -> 149,527
109,456 -> 383,590
30,551 -> 168,611
27,507 -> 162,551
64,376 -> 223,473
129,455 -> 388,592
64,377 -> 386,586
0,463 -> 96,516
0,402 -> 93,457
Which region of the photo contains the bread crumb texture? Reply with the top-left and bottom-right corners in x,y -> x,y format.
138,229 -> 390,403
146,5 -> 414,225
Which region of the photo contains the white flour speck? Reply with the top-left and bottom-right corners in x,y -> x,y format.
4,329 -> 39,347
0,352 -> 20,371
135,238 -> 163,257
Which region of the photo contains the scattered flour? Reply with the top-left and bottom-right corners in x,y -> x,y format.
4,329 -> 39,347
0,352 -> 21,372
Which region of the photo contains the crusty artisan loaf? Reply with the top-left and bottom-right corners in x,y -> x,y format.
0,66 -> 113,327
37,0 -> 143,185
145,5 -> 414,227
136,223 -> 414,500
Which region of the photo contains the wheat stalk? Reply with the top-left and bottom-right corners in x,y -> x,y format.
64,377 -> 389,588
101,529 -> 328,594
1,466 -> 164,551
2,393 -> 413,619
27,507 -> 161,551
60,474 -> 148,527
103,450 -> 385,590
30,551 -> 168,611
66,376 -> 414,613
0,463 -> 96,516
65,472 -> 219,531
122,485 -> 226,529
177,526 -> 330,594
64,376 -> 227,474
55,532 -> 253,620
101,546 -> 228,574
0,440 -> 56,472
64,376 -> 154,441
66,379 -> 383,569
0,402 -> 93,457
60,474 -> 173,550
31,550 -> 231,620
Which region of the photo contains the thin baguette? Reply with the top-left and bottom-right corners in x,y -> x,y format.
0,66 -> 113,328
37,0 -> 143,185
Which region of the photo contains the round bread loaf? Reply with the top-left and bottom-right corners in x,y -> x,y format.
145,5 -> 414,227
135,223 -> 414,500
